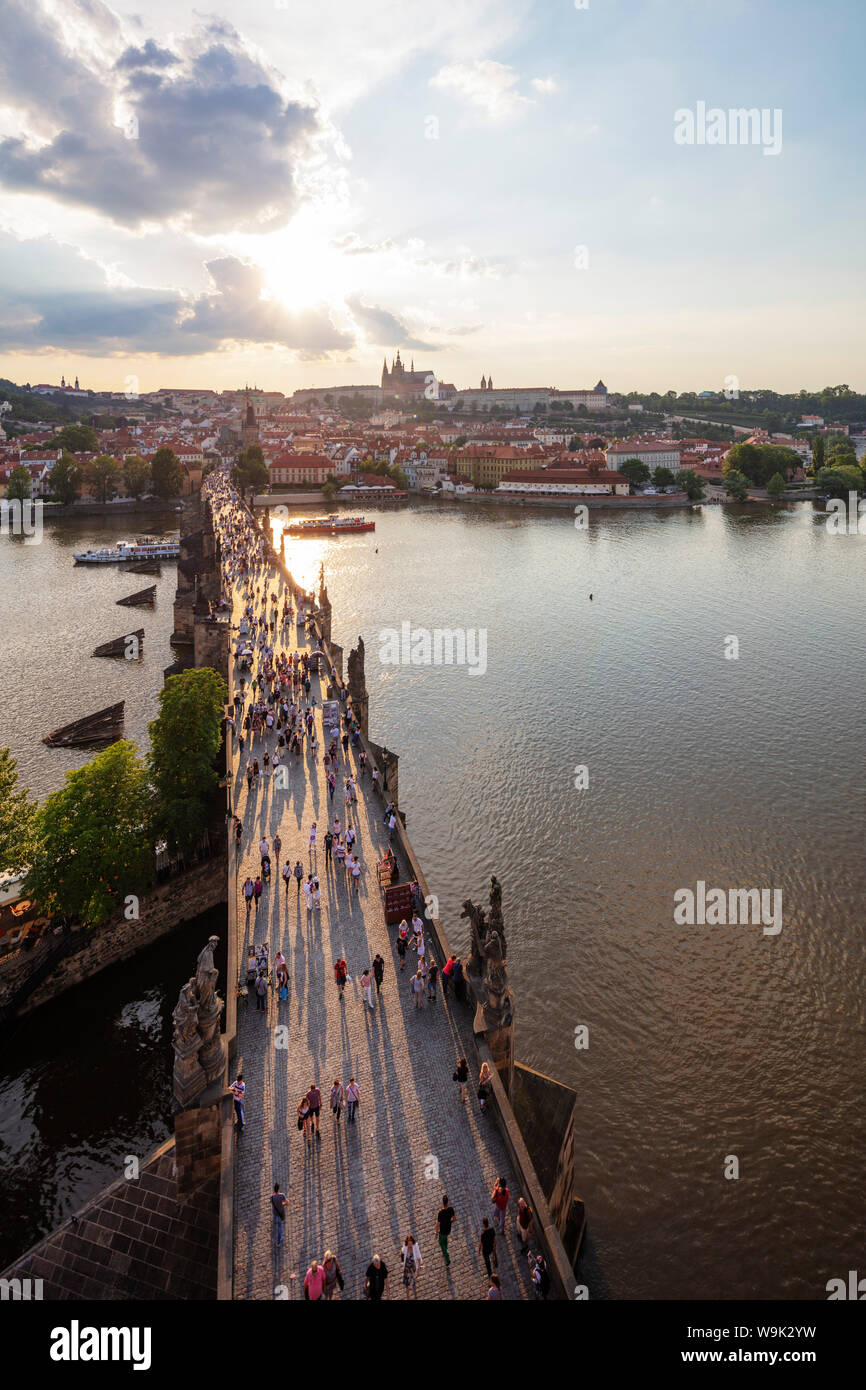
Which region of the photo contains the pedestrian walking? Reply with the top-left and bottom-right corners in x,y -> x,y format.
308,821 -> 317,859
478,1061 -> 492,1112
364,1255 -> 389,1301
454,1055 -> 469,1103
243,876 -> 254,917
411,969 -> 424,1010
253,876 -> 262,911
479,1217 -> 497,1276
293,860 -> 304,897
426,960 -> 438,1001
271,1182 -> 287,1246
230,1073 -> 245,1132
516,1196 -> 534,1251
273,833 -> 282,863
372,954 -> 385,995
491,1177 -> 510,1235
396,920 -> 409,972
346,1077 -> 360,1123
324,829 -> 333,863
401,1235 -> 423,1295
282,861 -> 291,898
330,1078 -> 344,1122
304,1260 -> 326,1301
436,1196 -> 455,1267
322,1251 -> 344,1300
487,1275 -> 503,1300
351,854 -> 361,894
306,1082 -> 322,1139
334,957 -> 347,999
360,967 -> 374,1010
297,1094 -> 313,1147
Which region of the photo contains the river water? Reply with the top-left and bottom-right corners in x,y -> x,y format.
0,500 -> 862,1297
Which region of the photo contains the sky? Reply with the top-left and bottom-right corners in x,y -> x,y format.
0,0 -> 863,396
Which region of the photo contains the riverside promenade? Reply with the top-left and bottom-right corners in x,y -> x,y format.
226,526 -> 531,1300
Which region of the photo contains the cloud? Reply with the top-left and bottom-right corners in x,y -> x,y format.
530,76 -> 557,95
429,60 -> 532,121
345,295 -> 437,350
0,234 -> 352,357
0,2 -> 330,233
329,233 -> 399,256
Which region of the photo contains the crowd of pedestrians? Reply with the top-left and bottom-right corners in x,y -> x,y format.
207,471 -> 550,1301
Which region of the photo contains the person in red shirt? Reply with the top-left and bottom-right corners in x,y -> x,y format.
334,958 -> 348,999
491,1177 -> 510,1235
304,1260 -> 326,1300
441,954 -> 456,997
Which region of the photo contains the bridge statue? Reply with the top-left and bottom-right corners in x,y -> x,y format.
461,878 -> 515,1096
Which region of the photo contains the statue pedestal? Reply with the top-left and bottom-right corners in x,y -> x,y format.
173,1035 -> 207,1108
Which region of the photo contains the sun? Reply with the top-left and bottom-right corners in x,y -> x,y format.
246,215 -> 352,312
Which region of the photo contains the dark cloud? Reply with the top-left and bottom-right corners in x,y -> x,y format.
115,39 -> 177,70
346,295 -> 437,351
0,2 -> 325,232
0,235 -> 352,358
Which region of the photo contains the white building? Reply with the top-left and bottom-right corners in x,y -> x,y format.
605,441 -> 682,474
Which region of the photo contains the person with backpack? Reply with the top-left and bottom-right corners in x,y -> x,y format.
292,859 -> 304,898
254,970 -> 268,1012
453,1056 -> 469,1103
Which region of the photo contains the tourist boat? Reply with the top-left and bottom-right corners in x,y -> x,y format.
283,515 -> 375,535
72,537 -> 180,564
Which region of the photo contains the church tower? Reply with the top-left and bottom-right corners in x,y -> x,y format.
481,375 -> 487,390
241,392 -> 259,449
487,374 -> 493,390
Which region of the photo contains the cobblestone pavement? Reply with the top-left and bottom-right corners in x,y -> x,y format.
227,546 -> 531,1302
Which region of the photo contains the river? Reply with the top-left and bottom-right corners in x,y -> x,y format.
0,499 -> 862,1297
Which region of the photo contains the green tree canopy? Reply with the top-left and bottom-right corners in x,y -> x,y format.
0,747 -> 36,875
652,466 -> 676,488
6,464 -> 32,502
766,472 -> 786,497
24,741 -> 153,928
724,469 -> 750,501
54,422 -> 99,453
234,448 -> 269,497
815,465 -> 863,499
48,452 -> 81,506
677,469 -> 706,500
150,447 -> 185,499
86,454 -> 122,503
811,434 -> 825,469
123,454 -> 152,500
619,458 -> 651,489
148,667 -> 228,857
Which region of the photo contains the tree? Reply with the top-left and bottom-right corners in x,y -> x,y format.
811,434 -> 825,470
6,464 -> 32,502
825,434 -> 857,466
85,454 -> 122,503
234,448 -> 269,498
619,458 -> 651,490
54,422 -> 99,453
48,453 -> 81,506
766,472 -> 786,497
24,742 -> 152,928
0,747 -> 35,875
123,454 -> 152,500
678,469 -> 706,500
815,465 -> 863,499
150,447 -> 185,500
652,466 -> 676,489
568,436 -> 581,452
724,469 -> 750,501
148,668 -> 228,857
322,480 -> 338,501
